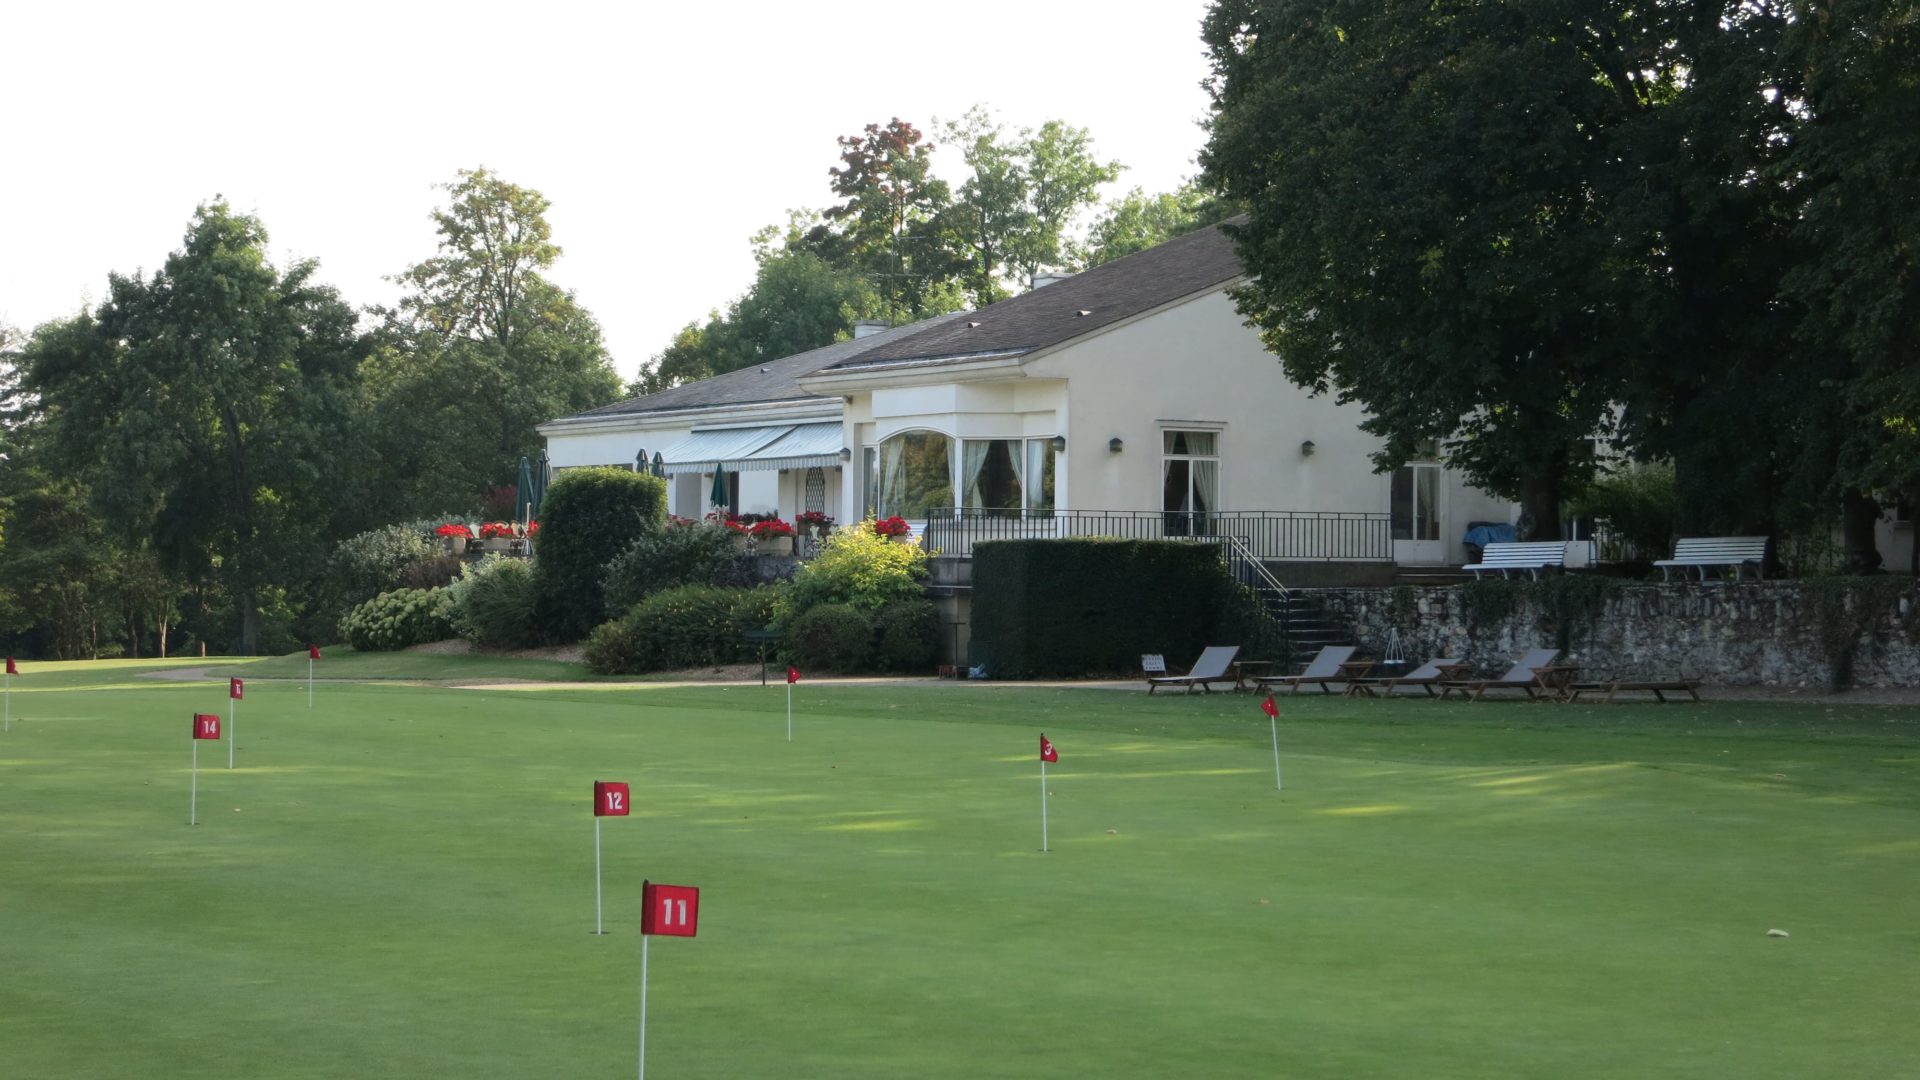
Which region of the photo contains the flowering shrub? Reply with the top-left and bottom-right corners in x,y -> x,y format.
479,521 -> 514,539
526,520 -> 540,537
872,516 -> 911,538
779,518 -> 930,623
749,518 -> 795,539
434,523 -> 474,538
338,588 -> 457,651
797,511 -> 834,532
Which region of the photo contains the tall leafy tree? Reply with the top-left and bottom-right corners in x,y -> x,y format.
20,204 -> 363,652
819,119 -> 963,321
1074,182 -> 1237,268
1005,119 -> 1123,285
1201,0 -> 1660,534
369,168 -> 622,518
1778,0 -> 1920,570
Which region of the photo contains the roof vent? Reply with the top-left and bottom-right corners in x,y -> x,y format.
1030,272 -> 1075,290
1077,310 -> 1092,317
852,318 -> 891,339
968,321 -> 982,328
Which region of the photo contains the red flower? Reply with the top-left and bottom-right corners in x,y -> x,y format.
479,521 -> 514,539
872,516 -> 911,537
749,518 -> 795,538
435,523 -> 473,538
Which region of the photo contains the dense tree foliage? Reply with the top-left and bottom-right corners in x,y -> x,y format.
1202,0 -> 1920,560
363,168 -> 622,520
1,170 -> 627,656
630,108 -> 1126,392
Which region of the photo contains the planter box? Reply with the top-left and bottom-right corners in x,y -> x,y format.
760,536 -> 794,556
482,537 -> 512,553
732,534 -> 756,554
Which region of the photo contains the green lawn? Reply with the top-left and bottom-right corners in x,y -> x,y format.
2,663 -> 1917,1077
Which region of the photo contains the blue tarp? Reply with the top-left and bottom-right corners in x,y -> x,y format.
1463,523 -> 1516,547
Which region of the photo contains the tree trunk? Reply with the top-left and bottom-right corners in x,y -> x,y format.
1516,473 -> 1564,541
158,613 -> 170,659
238,587 -> 260,655
1840,488 -> 1883,575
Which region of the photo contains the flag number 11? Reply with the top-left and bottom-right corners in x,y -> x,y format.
641,882 -> 699,937
658,897 -> 686,927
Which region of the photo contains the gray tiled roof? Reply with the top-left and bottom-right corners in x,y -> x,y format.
563,312 -> 971,420
557,218 -> 1245,421
821,219 -> 1245,371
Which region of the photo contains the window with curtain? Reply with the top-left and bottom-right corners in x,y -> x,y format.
961,438 -> 1057,514
876,431 -> 954,518
1162,429 -> 1219,535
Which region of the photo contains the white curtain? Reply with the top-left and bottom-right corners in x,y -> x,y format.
962,441 -> 991,508
879,439 -> 907,516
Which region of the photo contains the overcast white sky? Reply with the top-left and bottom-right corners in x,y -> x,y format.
1,0 -> 1218,379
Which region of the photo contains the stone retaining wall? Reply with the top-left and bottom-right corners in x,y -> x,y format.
1308,579 -> 1920,688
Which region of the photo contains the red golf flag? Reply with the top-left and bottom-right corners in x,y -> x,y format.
5,656 -> 16,676
1262,695 -> 1278,719
1040,734 -> 1058,763
229,677 -> 244,701
309,644 -> 321,661
193,713 -> 221,739
786,665 -> 800,685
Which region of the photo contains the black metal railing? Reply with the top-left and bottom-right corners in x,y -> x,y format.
922,507 -> 1393,561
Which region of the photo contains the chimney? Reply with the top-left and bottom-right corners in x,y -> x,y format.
1030,272 -> 1074,291
852,318 -> 891,339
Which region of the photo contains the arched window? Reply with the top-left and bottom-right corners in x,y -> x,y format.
876,431 -> 953,518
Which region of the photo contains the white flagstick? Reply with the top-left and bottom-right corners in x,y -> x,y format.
4,673 -> 10,733
786,679 -> 792,743
594,818 -> 606,935
308,657 -> 314,708
1040,758 -> 1049,853
228,698 -> 236,769
637,934 -> 650,1080
1270,714 -> 1283,791
190,736 -> 199,825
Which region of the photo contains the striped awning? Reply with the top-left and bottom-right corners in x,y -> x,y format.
659,422 -> 842,476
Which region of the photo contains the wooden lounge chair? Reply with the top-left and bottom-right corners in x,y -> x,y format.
1567,679 -> 1702,703
1146,645 -> 1241,695
1439,649 -> 1562,701
1348,657 -> 1469,697
1255,645 -> 1359,695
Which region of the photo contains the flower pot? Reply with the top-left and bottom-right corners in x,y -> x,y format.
732,534 -> 756,554
444,536 -> 470,555
482,537 -> 511,553
762,536 -> 794,556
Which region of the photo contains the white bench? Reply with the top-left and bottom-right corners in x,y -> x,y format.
1463,540 -> 1570,580
1653,536 -> 1768,581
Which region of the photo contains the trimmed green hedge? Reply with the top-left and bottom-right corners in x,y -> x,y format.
532,467 -> 667,642
970,539 -> 1261,678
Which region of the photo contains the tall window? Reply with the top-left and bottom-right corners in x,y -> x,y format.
862,447 -> 878,517
876,431 -> 954,519
1391,464 -> 1440,541
960,438 -> 1057,514
1163,429 -> 1219,534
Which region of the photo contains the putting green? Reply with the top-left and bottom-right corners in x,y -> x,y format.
2,665 -> 1916,1077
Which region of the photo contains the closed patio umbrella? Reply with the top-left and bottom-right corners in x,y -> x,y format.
710,466 -> 729,510
514,456 -> 538,524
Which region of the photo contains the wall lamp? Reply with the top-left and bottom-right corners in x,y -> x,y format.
1051,435 -> 1067,453
1300,439 -> 1316,457
838,446 -> 853,462
1109,437 -> 1124,453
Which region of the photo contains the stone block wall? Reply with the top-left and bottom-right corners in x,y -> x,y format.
1307,579 -> 1920,688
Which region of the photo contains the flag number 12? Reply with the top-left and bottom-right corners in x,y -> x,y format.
606,791 -> 624,812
